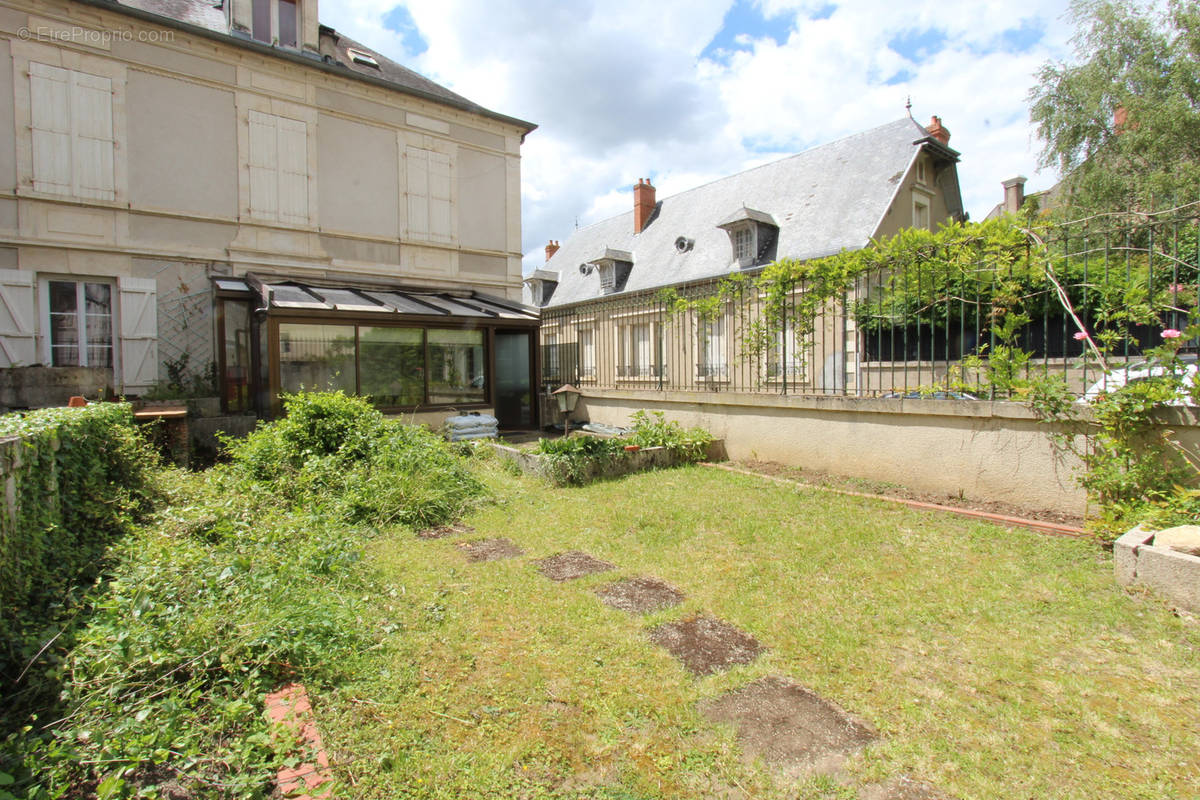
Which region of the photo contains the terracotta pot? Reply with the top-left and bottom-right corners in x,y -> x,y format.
623,444 -> 640,452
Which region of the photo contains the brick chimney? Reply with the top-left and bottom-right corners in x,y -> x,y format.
544,240 -> 560,262
1114,105 -> 1129,134
1002,176 -> 1027,214
634,178 -> 656,234
926,115 -> 950,146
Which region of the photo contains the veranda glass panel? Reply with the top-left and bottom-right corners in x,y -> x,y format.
278,323 -> 356,394
359,327 -> 424,407
428,328 -> 484,404
49,281 -> 79,366
223,300 -> 251,412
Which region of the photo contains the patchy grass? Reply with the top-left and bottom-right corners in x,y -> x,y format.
317,463 -> 1200,800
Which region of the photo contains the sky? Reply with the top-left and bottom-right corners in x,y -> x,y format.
318,0 -> 1077,273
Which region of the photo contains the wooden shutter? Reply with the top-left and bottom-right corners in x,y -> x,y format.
0,270 -> 36,367
248,110 -> 279,220
71,72 -> 114,201
428,151 -> 451,241
406,146 -> 429,238
30,63 -> 72,196
276,116 -> 308,225
118,276 -> 158,392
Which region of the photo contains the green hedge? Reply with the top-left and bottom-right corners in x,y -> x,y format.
0,403 -> 156,686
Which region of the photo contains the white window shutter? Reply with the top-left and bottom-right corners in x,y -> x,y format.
276,116 -> 308,225
70,72 -> 115,201
406,147 -> 429,238
0,270 -> 36,367
30,63 -> 72,196
118,276 -> 158,392
428,151 -> 452,241
248,110 -> 279,220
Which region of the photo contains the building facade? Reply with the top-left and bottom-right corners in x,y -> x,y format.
0,0 -> 539,426
529,116 -> 965,399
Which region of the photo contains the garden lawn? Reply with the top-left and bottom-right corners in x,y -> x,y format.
316,462 -> 1200,800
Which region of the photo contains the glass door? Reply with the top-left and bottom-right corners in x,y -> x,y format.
494,330 -> 533,428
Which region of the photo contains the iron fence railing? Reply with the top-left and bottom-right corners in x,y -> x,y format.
540,208 -> 1200,399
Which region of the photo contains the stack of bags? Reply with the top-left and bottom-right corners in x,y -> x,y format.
444,413 -> 499,441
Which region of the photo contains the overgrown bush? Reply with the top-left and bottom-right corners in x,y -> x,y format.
1,391 -> 488,798
0,403 -> 157,709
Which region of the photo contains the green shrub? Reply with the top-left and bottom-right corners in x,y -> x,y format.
628,410 -> 714,462
535,435 -> 624,485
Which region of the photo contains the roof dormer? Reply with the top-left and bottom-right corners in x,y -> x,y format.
717,207 -> 778,269
584,248 -> 634,295
523,269 -> 559,307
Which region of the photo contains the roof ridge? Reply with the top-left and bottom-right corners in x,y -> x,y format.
574,117 -> 926,235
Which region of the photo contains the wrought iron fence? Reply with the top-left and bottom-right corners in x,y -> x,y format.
540,208 -> 1200,399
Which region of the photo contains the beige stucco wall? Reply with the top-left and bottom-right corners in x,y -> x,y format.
457,147 -> 507,252
316,112 -> 399,239
572,389 -> 1150,516
127,70 -> 238,217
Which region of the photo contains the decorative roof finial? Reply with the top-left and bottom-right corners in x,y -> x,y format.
905,96 -> 913,118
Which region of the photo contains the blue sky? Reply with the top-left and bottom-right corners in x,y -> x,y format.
318,0 -> 1073,272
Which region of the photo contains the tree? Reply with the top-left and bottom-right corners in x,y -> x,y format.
1029,0 -> 1200,213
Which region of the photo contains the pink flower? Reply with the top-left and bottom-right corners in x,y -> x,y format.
1162,329 -> 1182,339
1073,331 -> 1089,341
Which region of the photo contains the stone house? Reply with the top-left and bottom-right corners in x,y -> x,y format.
0,0 -> 540,427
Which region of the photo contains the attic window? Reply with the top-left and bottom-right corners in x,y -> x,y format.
733,228 -> 753,261
585,248 -> 633,295
348,49 -> 379,67
717,207 -> 778,270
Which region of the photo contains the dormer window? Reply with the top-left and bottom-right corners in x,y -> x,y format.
717,207 -> 778,269
523,269 -> 559,307
252,0 -> 298,47
586,248 -> 634,295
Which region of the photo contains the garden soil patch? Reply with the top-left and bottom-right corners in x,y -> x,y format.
416,522 -> 475,539
649,616 -> 763,675
457,538 -> 524,562
595,576 -> 684,613
536,550 -> 616,581
859,776 -> 957,800
700,675 -> 876,779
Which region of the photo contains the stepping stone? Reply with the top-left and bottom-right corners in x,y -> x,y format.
859,776 -> 957,800
701,675 -> 876,779
595,576 -> 684,614
457,538 -> 523,562
649,615 -> 762,676
417,522 -> 475,539
537,550 -> 616,581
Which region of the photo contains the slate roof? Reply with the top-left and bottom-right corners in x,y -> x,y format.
537,117 -> 951,308
100,0 -> 534,131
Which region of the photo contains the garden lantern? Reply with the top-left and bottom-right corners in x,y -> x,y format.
551,384 -> 582,437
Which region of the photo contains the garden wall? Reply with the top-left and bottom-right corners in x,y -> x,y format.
575,391 -> 1200,516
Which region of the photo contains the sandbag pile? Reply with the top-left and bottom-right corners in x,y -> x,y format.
444,413 -> 499,441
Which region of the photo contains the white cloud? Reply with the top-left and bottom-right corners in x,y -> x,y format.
319,0 -> 1075,273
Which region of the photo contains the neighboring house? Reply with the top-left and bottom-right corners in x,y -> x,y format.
982,175 -> 1062,221
0,0 -> 540,427
529,116 -> 964,397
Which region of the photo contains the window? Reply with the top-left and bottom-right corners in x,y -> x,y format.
48,280 -> 113,367
406,146 -> 452,242
30,63 -> 115,201
251,0 -> 298,47
542,331 -> 560,384
916,160 -> 928,185
733,227 -> 754,262
221,299 -> 251,412
617,319 -> 662,379
579,327 -> 596,379
359,327 -> 424,407
428,329 -> 484,404
248,110 -> 309,224
913,199 -> 930,230
278,323 -> 356,393
767,319 -> 805,383
697,315 -> 727,380
347,49 -> 379,67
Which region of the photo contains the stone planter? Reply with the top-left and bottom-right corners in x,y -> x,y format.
1114,524 -> 1200,614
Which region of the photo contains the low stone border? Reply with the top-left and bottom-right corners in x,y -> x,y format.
264,683 -> 333,800
490,439 -> 723,483
1114,524 -> 1200,614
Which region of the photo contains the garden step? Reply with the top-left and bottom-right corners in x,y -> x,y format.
536,550 -> 616,581
649,615 -> 763,676
595,576 -> 685,614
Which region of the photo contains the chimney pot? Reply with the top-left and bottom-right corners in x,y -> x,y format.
927,115 -> 951,146
545,239 -> 560,261
633,178 -> 656,234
